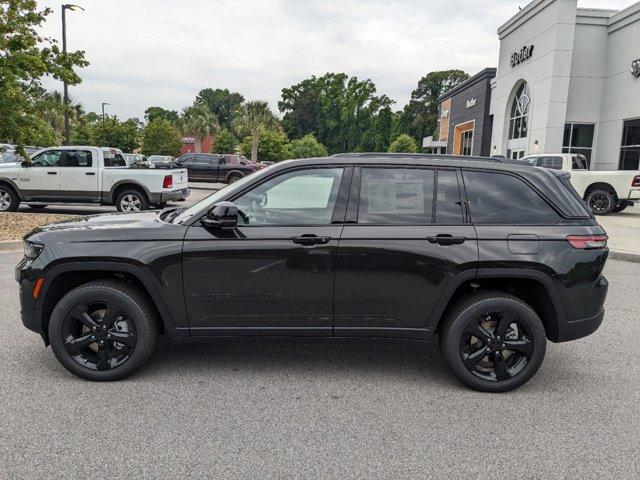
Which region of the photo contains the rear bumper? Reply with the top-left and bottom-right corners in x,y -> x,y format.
554,308 -> 605,342
626,189 -> 640,201
150,188 -> 190,204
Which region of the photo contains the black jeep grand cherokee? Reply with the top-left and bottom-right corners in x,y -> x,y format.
16,154 -> 609,391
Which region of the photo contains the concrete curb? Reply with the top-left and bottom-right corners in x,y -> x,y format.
609,250 -> 640,263
189,186 -> 220,192
0,240 -> 22,253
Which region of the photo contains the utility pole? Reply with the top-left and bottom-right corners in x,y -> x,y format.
101,102 -> 110,146
61,4 -> 84,145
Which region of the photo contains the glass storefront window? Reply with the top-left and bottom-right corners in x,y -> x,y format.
619,118 -> 640,170
562,123 -> 594,167
509,83 -> 530,140
461,130 -> 473,156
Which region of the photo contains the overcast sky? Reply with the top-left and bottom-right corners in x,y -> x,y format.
37,0 -> 634,120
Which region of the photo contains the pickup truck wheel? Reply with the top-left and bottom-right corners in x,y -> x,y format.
227,173 -> 243,184
586,189 -> 615,215
0,186 -> 19,212
48,280 -> 159,381
439,292 -> 546,392
612,203 -> 627,213
116,189 -> 149,212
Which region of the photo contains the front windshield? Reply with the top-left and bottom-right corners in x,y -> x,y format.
174,165 -> 276,224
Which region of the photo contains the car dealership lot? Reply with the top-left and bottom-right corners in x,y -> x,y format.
1,253 -> 638,479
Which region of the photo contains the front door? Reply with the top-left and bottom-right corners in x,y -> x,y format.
334,166 -> 478,338
19,149 -> 63,200
58,149 -> 100,202
182,166 -> 349,335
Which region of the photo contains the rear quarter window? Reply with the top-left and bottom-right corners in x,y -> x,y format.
463,170 -> 562,224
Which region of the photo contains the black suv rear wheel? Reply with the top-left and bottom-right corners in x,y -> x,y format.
48,280 -> 158,381
439,292 -> 546,392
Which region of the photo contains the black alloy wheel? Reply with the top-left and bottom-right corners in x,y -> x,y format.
586,189 -> 615,215
49,280 -> 158,381
440,292 -> 546,392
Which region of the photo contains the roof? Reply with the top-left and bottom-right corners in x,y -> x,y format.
437,68 -> 497,103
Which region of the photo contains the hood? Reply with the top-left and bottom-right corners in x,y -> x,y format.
25,209 -> 186,244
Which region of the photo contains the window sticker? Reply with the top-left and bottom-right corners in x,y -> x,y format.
367,180 -> 425,214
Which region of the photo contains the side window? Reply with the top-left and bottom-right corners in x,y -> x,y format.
436,170 -> 464,223
179,154 -> 196,165
195,154 -> 214,166
463,171 -> 561,224
572,155 -> 588,170
62,150 -> 93,167
235,168 -> 344,225
358,168 -> 434,224
31,150 -> 62,167
540,156 -> 563,169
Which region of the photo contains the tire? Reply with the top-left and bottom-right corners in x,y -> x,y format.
227,172 -> 243,184
48,280 -> 159,381
439,292 -> 547,392
115,188 -> 149,212
612,203 -> 627,213
585,189 -> 616,215
0,185 -> 20,212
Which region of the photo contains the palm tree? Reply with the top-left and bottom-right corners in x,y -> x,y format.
180,102 -> 219,153
232,101 -> 279,162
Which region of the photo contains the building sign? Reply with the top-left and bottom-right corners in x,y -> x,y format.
510,45 -> 535,67
182,136 -> 196,144
441,109 -> 449,118
632,59 -> 640,78
466,98 -> 477,109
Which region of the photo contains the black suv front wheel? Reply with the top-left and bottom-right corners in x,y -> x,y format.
439,292 -> 546,392
49,280 -> 158,381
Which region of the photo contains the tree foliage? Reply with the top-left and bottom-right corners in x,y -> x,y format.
397,70 -> 469,143
196,88 -> 244,130
233,101 -> 279,162
70,114 -> 140,151
180,102 -> 218,153
141,118 -> 182,156
212,128 -> 236,154
279,73 -> 393,154
0,0 -> 88,156
388,133 -> 418,153
289,133 -> 328,159
144,106 -> 179,125
240,130 -> 290,163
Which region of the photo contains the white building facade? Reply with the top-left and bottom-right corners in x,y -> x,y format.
490,0 -> 640,170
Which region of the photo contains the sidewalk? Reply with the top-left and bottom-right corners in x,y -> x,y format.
597,205 -> 640,261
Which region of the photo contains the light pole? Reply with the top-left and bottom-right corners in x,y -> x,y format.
101,102 -> 110,146
61,4 -> 84,145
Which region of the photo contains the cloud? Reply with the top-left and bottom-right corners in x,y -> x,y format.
37,0 -> 636,119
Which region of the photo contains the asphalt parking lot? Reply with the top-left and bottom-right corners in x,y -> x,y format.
1,255 -> 638,479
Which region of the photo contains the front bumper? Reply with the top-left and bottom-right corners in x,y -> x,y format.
15,257 -> 43,336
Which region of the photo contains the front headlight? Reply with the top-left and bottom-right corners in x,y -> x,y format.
24,241 -> 44,260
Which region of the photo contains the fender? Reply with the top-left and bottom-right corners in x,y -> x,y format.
37,260 -> 186,338
107,180 -> 153,204
0,177 -> 24,200
425,267 -> 567,334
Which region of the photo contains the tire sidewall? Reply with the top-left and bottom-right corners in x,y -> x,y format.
443,296 -> 547,392
116,189 -> 148,212
586,189 -> 615,215
49,285 -> 155,381
0,186 -> 20,212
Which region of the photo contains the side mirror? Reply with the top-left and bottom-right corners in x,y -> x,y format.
201,201 -> 239,229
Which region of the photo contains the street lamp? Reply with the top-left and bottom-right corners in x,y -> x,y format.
101,102 -> 110,146
61,4 -> 84,145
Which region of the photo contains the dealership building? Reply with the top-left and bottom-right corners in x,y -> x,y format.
426,0 -> 640,170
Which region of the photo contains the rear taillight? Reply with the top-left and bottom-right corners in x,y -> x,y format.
163,175 -> 172,189
632,175 -> 640,187
566,235 -> 608,249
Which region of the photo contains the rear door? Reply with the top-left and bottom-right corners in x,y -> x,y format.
58,149 -> 100,202
333,166 -> 478,338
19,149 -> 63,200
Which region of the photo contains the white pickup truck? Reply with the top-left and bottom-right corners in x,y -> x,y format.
522,153 -> 640,215
0,146 -> 189,212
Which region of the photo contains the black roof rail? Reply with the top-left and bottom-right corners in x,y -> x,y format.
330,152 -> 516,164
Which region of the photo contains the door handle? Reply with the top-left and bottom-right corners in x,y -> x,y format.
292,234 -> 331,246
47,171 -> 57,175
427,234 -> 466,246
85,172 -> 96,176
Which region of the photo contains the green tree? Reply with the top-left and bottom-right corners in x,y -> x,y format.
212,128 -> 237,153
279,73 -> 393,154
0,0 -> 88,157
289,133 -> 328,158
141,118 -> 182,156
388,133 -> 418,153
233,101 -> 279,162
144,106 -> 180,125
240,130 -> 291,163
181,102 -> 218,153
196,88 -> 244,130
397,70 -> 469,143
